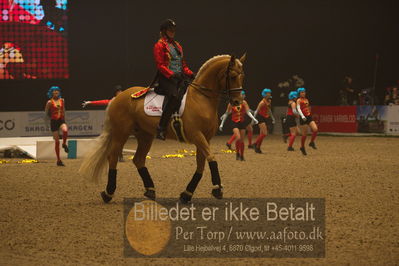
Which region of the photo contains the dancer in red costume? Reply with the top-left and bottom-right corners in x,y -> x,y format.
296,88 -> 318,155
44,86 -> 68,166
225,91 -> 254,150
286,91 -> 299,151
219,96 -> 258,161
252,88 -> 275,153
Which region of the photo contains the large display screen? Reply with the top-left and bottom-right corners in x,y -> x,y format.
0,0 -> 68,79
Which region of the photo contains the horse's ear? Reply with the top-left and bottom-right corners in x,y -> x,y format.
228,55 -> 236,68
239,53 -> 247,63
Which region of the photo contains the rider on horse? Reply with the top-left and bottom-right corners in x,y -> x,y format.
153,19 -> 195,140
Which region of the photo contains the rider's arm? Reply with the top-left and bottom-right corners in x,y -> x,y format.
176,42 -> 193,77
153,41 -> 174,79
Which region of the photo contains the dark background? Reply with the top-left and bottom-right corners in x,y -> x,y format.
1,0 -> 398,111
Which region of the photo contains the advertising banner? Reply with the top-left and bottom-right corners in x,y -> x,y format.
0,112 -> 21,137
64,111 -> 105,136
311,106 -> 357,133
0,110 -> 106,137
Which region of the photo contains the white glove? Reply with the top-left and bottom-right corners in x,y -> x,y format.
301,116 -> 307,122
82,101 -> 91,108
247,110 -> 258,125
220,113 -> 227,121
219,124 -> 223,131
272,119 -> 275,124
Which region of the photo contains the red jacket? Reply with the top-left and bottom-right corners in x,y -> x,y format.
153,37 -> 193,79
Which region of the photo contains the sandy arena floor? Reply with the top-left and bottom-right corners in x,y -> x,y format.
0,135 -> 398,265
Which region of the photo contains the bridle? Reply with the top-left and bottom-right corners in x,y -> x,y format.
224,55 -> 244,97
190,55 -> 243,100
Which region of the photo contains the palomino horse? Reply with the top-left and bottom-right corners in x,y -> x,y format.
79,54 -> 246,203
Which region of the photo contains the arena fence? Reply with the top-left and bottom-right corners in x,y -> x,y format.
272,105 -> 399,135
0,110 -> 105,137
1,106 -> 398,138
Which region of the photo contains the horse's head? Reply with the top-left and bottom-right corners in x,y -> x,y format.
219,54 -> 246,106
193,53 -> 246,105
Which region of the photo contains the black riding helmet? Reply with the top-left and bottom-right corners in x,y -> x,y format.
160,19 -> 176,32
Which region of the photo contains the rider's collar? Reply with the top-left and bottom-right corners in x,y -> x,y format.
162,36 -> 174,43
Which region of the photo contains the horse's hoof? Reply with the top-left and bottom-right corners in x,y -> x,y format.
144,189 -> 156,200
179,192 -> 192,204
100,191 -> 113,203
211,188 -> 223,199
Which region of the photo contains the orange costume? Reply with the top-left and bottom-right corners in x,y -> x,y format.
231,104 -> 247,123
258,98 -> 271,118
49,98 -> 65,120
298,97 -> 311,116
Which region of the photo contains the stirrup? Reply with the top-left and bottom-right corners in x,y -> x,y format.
171,113 -> 188,143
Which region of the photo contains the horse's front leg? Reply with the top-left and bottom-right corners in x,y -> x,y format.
185,133 -> 223,201
180,149 -> 205,203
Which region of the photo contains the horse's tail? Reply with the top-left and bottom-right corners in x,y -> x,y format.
78,103 -> 113,183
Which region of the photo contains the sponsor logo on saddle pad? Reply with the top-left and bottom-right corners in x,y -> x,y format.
142,89 -> 187,117
146,105 -> 162,113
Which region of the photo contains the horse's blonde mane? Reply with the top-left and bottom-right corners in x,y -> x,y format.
196,54 -> 230,77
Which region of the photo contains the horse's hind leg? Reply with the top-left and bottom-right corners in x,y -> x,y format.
100,132 -> 130,203
132,131 -> 156,200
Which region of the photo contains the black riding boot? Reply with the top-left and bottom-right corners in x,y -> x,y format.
156,96 -> 179,140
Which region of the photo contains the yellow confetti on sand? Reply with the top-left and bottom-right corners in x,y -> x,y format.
128,155 -> 151,160
0,160 -> 10,164
17,159 -> 38,164
220,149 -> 236,154
162,154 -> 185,158
176,149 -> 196,156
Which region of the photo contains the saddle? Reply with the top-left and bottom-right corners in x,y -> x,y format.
131,72 -> 191,115
130,75 -> 190,143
